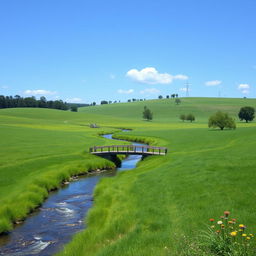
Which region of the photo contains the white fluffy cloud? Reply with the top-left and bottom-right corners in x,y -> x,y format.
117,89 -> 134,94
173,74 -> 189,80
24,89 -> 57,95
126,67 -> 188,84
66,97 -> 84,103
205,80 -> 222,86
1,85 -> 9,89
140,88 -> 160,94
238,84 -> 250,89
238,84 -> 250,94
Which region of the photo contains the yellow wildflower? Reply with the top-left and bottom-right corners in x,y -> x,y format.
242,234 -> 247,237
246,237 -> 251,240
230,231 -> 237,237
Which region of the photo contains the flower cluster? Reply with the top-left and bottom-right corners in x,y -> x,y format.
207,211 -> 255,255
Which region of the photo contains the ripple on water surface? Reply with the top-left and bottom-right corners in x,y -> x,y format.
0,134 -> 145,256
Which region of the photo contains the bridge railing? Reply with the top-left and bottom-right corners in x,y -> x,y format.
89,145 -> 168,155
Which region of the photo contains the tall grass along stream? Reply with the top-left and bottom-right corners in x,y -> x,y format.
0,133 -> 145,256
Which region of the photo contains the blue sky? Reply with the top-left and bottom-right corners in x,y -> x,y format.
0,0 -> 256,103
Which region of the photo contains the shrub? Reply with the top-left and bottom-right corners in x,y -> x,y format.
208,111 -> 236,130
70,106 -> 78,112
238,106 -> 255,123
180,114 -> 186,122
186,113 -> 195,122
143,106 -> 153,121
175,98 -> 181,105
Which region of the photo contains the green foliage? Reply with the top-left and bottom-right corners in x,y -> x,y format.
175,98 -> 181,104
142,106 -> 153,121
180,113 -> 195,122
238,106 -> 255,123
70,105 -> 78,112
208,111 -> 236,130
101,100 -> 108,105
180,114 -> 186,121
186,113 -> 195,122
0,94 -> 69,110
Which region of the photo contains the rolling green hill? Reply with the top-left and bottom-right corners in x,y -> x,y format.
79,97 -> 256,124
0,97 -> 256,255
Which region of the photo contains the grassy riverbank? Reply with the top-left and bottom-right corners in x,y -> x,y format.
0,108 -> 123,233
1,98 -> 256,255
58,97 -> 256,255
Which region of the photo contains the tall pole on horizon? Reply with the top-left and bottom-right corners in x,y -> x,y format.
185,81 -> 191,97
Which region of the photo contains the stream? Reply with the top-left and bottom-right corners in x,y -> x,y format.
0,133 -> 145,256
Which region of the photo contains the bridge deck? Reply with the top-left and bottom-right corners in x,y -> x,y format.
89,145 -> 167,156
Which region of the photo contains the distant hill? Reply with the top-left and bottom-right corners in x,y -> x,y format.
79,97 -> 256,123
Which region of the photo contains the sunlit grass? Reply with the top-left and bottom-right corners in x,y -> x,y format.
1,98 -> 256,255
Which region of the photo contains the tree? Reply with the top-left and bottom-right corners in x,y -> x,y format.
180,114 -> 186,122
158,95 -> 163,99
186,113 -> 195,122
208,111 -> 236,130
0,95 -> 6,108
38,96 -> 47,108
71,105 -> 78,112
23,96 -> 38,107
238,106 -> 255,123
175,94 -> 178,98
143,106 -> 153,121
166,95 -> 169,99
175,98 -> 181,105
101,100 -> 108,105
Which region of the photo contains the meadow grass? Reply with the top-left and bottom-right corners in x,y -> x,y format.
0,108 -> 125,233
1,98 -> 256,255
58,98 -> 256,255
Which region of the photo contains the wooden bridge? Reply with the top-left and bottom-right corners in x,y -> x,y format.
89,145 -> 168,156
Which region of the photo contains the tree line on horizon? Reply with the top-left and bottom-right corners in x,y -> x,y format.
100,93 -> 179,105
0,95 -> 88,111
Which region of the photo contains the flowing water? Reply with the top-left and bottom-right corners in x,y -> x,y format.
0,133 -> 145,256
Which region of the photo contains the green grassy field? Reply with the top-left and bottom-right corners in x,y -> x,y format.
0,108 -> 123,232
1,97 -> 256,255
